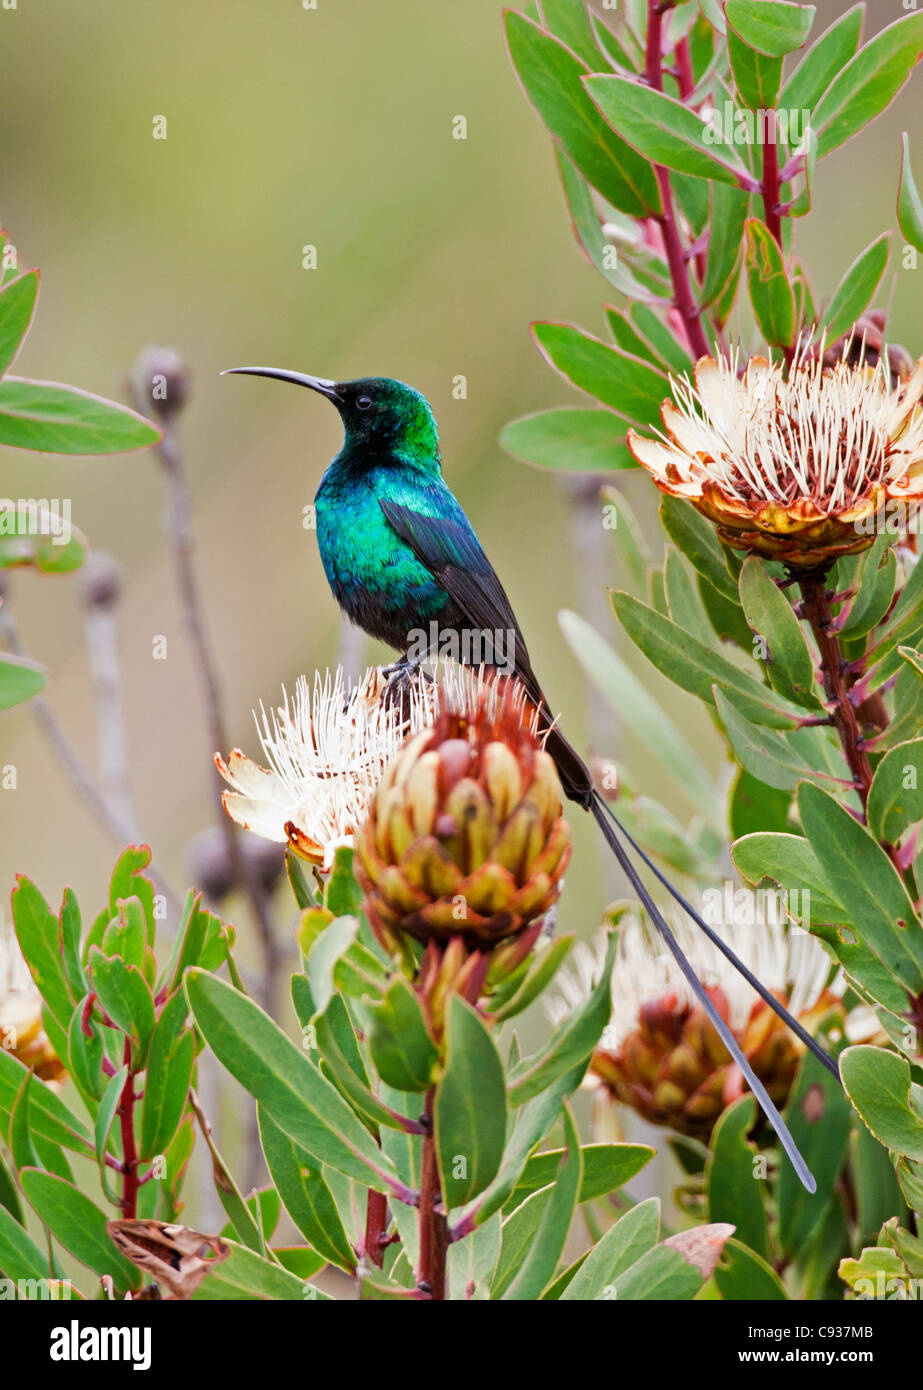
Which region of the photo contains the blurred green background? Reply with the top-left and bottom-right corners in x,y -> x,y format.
2,0 -> 922,1226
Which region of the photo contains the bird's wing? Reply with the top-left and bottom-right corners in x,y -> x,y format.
378,497 -> 542,698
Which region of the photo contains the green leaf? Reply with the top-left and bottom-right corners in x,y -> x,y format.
0,502 -> 88,574
508,933 -> 616,1104
852,1121 -> 907,1246
0,377 -> 161,454
813,13 -> 923,158
867,738 -> 923,846
660,495 -> 739,604
0,651 -> 46,711
257,1106 -> 356,1273
193,1098 -> 264,1255
706,1097 -> 770,1261
324,844 -> 363,917
88,947 -> 156,1065
584,74 -> 753,186
533,322 -> 667,427
714,1239 -> 788,1299
488,936 -> 575,1022
540,0 -> 603,71
505,12 -> 660,216
729,768 -> 793,840
714,687 -> 829,792
94,1065 -> 127,1201
0,270 -> 38,378
305,914 -> 359,1016
108,846 -> 156,948
0,1201 -> 50,1284
611,1240 -> 708,1300
745,219 -> 795,348
190,1236 -> 311,1301
701,182 -> 749,312
102,895 -> 148,971
725,1 -> 815,58
798,782 -> 923,996
819,233 -> 890,344
898,133 -> 923,254
367,976 -> 439,1093
185,969 -> 403,1194
560,1196 -> 660,1300
436,996 -> 507,1209
447,1211 -> 502,1300
503,1103 -> 581,1300
507,1142 -> 654,1210
461,1063 -> 585,1228
20,1168 -> 139,1286
556,151 -> 666,298
140,991 -> 194,1160
779,5 -> 863,112
11,876 -> 74,1032
500,407 -> 634,472
611,589 -> 802,728
739,555 -> 821,708
0,1046 -> 92,1155
840,1045 -> 923,1161
778,1050 -> 852,1257
559,609 -> 719,817
727,27 -> 784,111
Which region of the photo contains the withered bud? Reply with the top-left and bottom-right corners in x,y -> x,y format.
133,346 -> 189,419
80,551 -> 123,610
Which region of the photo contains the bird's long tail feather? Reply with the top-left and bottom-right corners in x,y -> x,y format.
594,793 -> 840,1083
589,793 -> 818,1194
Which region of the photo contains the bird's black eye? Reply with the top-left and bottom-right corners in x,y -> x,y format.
356,395 -> 372,411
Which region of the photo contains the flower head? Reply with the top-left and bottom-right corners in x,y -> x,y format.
628,346 -> 923,569
1,916 -> 66,1085
217,666 -> 437,868
547,907 -> 841,1140
355,667 -> 571,953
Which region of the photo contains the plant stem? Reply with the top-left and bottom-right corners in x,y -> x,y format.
117,1038 -> 139,1219
645,0 -> 710,361
799,574 -> 876,806
364,1190 -> 388,1269
761,109 -> 783,250
416,1088 -> 447,1300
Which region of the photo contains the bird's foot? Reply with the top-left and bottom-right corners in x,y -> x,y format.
381,656 -> 431,720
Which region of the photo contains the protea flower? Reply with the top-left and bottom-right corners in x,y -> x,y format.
355,667 -> 571,955
216,666 -> 437,868
546,908 -> 844,1141
627,346 -> 923,570
1,917 -> 66,1086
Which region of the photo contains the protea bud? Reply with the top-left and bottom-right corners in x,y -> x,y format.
355,672 -> 571,955
591,988 -> 804,1139
546,909 -> 847,1142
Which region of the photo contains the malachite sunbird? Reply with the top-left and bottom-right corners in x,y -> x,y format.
226,366 -> 837,1192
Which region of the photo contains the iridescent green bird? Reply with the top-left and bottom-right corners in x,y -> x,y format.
226,366 -> 838,1192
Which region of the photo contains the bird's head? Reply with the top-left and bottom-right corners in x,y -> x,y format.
223,368 -> 440,464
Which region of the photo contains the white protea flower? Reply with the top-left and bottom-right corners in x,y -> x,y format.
546,907 -> 844,1139
627,344 -> 923,568
1,915 -> 66,1084
216,665 -> 438,868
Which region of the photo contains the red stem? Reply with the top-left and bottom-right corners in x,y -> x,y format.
364,1190 -> 388,1269
416,1089 -> 447,1300
117,1038 -> 139,1219
761,109 -> 783,249
645,1 -> 710,361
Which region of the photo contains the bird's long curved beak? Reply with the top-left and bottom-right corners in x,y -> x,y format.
222,367 -> 343,403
